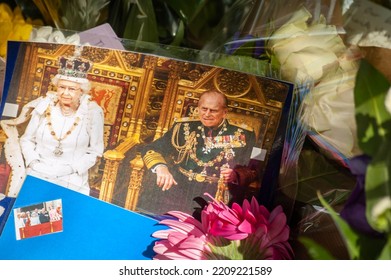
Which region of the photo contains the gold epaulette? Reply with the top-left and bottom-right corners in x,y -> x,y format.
143,150 -> 167,169
173,117 -> 200,123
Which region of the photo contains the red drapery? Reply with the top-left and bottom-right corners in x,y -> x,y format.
20,220 -> 63,239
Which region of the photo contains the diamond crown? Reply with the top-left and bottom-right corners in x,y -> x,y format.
57,53 -> 92,79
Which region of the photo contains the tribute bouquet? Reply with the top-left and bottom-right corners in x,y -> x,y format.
203,0 -> 391,259
301,55 -> 391,260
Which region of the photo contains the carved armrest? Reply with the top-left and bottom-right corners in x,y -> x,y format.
99,136 -> 142,208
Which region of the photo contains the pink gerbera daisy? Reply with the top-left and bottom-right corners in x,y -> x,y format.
152,194 -> 294,260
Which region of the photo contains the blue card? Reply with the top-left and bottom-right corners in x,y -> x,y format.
0,175 -> 164,260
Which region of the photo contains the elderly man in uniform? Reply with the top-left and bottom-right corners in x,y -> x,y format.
136,90 -> 258,216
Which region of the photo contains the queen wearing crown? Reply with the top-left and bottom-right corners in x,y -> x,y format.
1,47 -> 104,196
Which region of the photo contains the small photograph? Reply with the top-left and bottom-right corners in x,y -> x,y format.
13,199 -> 63,240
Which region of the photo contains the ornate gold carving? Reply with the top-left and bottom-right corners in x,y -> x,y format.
121,52 -> 141,67
124,55 -> 157,140
187,69 -> 201,82
106,55 -> 121,67
154,61 -> 188,139
113,136 -> 140,155
124,153 -> 145,211
99,135 -> 140,203
81,47 -> 111,63
214,69 -> 251,97
99,152 -> 124,203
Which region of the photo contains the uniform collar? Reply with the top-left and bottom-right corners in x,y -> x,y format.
204,119 -> 227,137
204,118 -> 227,131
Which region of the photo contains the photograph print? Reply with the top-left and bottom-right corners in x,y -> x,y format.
13,199 -> 63,240
0,41 -> 293,222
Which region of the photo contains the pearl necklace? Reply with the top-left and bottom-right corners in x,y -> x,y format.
60,106 -> 75,116
45,106 -> 81,157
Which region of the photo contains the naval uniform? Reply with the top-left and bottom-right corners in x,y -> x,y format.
136,118 -> 257,215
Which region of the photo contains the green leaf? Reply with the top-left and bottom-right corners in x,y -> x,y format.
298,236 -> 336,260
354,59 -> 391,233
378,235 -> 391,260
162,0 -> 208,24
317,192 -> 361,259
365,139 -> 391,229
354,59 -> 391,156
316,191 -> 387,259
163,0 -> 227,48
296,147 -> 354,206
170,20 -> 185,47
122,0 -> 159,43
107,0 -> 135,37
212,55 -> 269,76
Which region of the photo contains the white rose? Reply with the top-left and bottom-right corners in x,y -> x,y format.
29,26 -> 80,45
267,7 -> 362,158
268,8 -> 347,83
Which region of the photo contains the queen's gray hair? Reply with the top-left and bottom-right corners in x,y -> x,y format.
51,74 -> 91,94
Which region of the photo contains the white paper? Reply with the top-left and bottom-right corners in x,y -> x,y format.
2,103 -> 19,118
250,147 -> 267,161
344,0 -> 391,48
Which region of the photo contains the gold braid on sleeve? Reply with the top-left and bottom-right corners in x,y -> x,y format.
143,150 -> 167,169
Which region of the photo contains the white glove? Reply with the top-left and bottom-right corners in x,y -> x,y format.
51,164 -> 74,177
31,161 -> 74,178
31,162 -> 56,179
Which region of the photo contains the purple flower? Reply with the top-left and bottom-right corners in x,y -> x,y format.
340,155 -> 383,237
